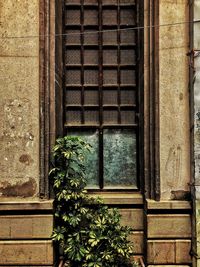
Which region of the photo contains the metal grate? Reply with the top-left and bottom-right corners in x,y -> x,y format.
103,109 -> 118,124
121,49 -> 136,65
65,9 -> 80,25
103,90 -> 118,105
84,70 -> 98,85
85,90 -> 99,105
66,90 -> 82,105
103,70 -> 118,85
120,8 -> 136,25
84,50 -> 99,65
85,110 -> 99,124
121,69 -> 135,84
103,31 -> 117,44
66,50 -> 81,65
64,0 -> 137,127
121,110 -> 135,124
103,50 -> 118,65
66,110 -> 82,125
84,9 -> 98,25
103,9 -> 117,25
66,70 -> 81,85
120,89 -> 136,105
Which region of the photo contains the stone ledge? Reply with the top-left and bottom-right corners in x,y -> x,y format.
0,200 -> 53,211
146,199 -> 191,210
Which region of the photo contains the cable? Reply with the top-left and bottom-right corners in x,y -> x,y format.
0,19 -> 200,40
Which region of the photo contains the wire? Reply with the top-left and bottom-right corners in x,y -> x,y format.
0,19 -> 200,40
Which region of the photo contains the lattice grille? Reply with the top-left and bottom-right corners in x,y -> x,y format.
121,50 -> 136,65
103,50 -> 117,65
85,110 -> 99,124
103,9 -> 117,25
103,31 -> 117,44
103,70 -> 118,85
85,90 -> 99,105
64,0 -> 137,127
66,50 -> 81,65
65,30 -> 81,44
121,90 -> 136,105
65,9 -> 80,25
121,110 -> 135,124
66,70 -> 81,85
84,9 -> 98,25
66,110 -> 82,124
121,30 -> 136,44
66,90 -> 82,105
103,109 -> 118,124
84,50 -> 99,65
84,31 -> 98,45
84,70 -> 98,85
121,69 -> 135,84
103,90 -> 118,105
120,8 -> 136,25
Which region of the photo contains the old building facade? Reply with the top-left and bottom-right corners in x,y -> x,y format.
0,0 -> 199,266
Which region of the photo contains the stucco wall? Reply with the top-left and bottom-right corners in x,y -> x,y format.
0,0 -> 40,198
159,0 -> 190,200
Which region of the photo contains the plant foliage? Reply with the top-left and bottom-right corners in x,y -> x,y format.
50,136 -> 135,267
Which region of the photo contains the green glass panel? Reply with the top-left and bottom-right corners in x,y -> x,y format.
103,129 -> 137,189
67,130 -> 99,188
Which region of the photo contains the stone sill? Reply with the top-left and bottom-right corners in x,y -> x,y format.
89,192 -> 143,205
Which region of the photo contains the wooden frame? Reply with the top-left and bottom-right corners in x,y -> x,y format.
144,0 -> 160,200
39,0 -> 160,200
39,0 -> 56,198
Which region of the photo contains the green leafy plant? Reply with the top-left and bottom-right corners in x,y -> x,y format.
50,136 -> 136,267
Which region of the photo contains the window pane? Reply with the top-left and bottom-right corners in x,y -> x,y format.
67,130 -> 99,189
103,129 -> 137,188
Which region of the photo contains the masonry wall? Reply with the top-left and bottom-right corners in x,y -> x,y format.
193,0 -> 200,266
145,1 -> 192,266
0,0 -> 193,266
0,1 -> 53,266
0,0 -> 40,199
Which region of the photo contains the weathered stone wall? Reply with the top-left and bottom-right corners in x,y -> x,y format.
194,0 -> 200,266
0,0 -> 40,198
159,0 -> 190,200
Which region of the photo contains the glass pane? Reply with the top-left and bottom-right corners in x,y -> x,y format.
67,130 -> 99,188
103,129 -> 137,188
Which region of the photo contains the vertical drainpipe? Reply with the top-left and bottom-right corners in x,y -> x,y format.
191,0 -> 200,266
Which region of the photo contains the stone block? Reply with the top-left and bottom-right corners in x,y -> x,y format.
147,240 -> 191,264
0,241 -> 53,265
129,231 -> 144,254
120,209 -> 144,230
0,215 -> 53,239
147,214 -> 191,238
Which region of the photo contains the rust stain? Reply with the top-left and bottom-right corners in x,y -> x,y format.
0,178 -> 37,197
19,154 -> 33,165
